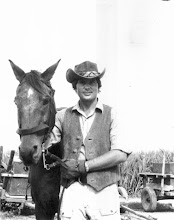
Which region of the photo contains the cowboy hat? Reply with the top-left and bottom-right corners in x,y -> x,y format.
66,61 -> 105,83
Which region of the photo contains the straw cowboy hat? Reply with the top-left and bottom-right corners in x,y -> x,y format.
66,61 -> 105,83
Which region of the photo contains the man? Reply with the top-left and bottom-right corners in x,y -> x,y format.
49,61 -> 131,220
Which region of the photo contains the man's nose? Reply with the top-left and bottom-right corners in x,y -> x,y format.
84,84 -> 90,89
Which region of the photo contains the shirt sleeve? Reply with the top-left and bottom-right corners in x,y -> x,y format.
110,107 -> 132,154
46,108 -> 66,148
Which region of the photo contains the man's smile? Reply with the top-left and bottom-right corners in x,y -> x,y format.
83,92 -> 92,95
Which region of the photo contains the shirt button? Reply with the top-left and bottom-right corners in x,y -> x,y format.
76,136 -> 81,140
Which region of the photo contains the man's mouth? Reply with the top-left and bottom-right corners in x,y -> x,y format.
83,92 -> 92,95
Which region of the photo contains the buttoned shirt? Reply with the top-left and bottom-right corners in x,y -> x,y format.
48,100 -> 131,156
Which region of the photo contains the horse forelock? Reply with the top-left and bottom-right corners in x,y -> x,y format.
20,70 -> 52,96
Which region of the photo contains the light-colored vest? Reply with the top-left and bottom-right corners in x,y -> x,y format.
62,104 -> 120,191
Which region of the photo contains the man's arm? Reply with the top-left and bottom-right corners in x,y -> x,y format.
85,149 -> 128,172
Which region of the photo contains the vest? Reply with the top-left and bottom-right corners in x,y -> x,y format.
62,104 -> 120,191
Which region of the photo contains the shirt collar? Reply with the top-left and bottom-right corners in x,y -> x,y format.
72,99 -> 103,113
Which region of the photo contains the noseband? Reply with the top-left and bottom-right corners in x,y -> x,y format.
17,124 -> 49,136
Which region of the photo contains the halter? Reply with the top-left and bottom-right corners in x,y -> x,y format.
16,79 -> 58,170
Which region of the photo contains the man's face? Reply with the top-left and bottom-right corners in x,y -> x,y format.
76,78 -> 99,102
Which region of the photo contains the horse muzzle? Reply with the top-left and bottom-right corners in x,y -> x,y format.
19,136 -> 42,166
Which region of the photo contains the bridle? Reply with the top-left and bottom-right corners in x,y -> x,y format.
16,79 -> 60,170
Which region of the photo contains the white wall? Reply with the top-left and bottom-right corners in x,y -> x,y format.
97,0 -> 174,151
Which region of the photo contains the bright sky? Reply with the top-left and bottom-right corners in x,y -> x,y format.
0,0 -> 174,153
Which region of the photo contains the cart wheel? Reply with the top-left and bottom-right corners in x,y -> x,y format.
141,186 -> 157,212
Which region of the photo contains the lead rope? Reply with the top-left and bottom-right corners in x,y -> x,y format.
57,185 -> 66,220
42,131 -> 52,170
25,182 -> 31,201
41,135 -> 65,220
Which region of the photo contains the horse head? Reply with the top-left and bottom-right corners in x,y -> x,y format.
10,60 -> 60,166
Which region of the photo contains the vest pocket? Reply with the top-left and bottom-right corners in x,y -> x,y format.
60,208 -> 73,218
99,207 -> 118,216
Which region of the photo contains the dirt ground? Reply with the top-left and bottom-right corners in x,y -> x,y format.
0,198 -> 174,220
0,213 -> 35,220
122,198 -> 174,220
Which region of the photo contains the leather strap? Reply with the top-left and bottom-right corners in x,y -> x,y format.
17,124 -> 49,135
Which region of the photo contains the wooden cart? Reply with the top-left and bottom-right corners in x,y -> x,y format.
0,149 -> 34,213
139,159 -> 174,212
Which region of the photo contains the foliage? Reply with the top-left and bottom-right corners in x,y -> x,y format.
119,150 -> 174,197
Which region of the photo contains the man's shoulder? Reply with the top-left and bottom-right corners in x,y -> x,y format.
102,104 -> 116,110
55,106 -> 75,119
56,107 -> 66,112
102,104 -> 113,113
55,107 -> 67,121
102,104 -> 117,120
103,104 -> 111,109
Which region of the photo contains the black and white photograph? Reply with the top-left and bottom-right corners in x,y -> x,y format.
0,1 -> 174,220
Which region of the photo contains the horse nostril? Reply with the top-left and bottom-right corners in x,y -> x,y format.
33,145 -> 38,151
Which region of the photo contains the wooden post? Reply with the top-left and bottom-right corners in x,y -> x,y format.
0,146 -> 3,182
2,150 -> 15,190
0,146 -> 3,165
160,150 -> 165,196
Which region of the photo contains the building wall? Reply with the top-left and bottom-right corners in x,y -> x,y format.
97,0 -> 174,151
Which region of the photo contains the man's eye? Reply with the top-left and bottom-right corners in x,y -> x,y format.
79,80 -> 85,84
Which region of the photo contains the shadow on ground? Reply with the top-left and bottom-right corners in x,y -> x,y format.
128,199 -> 174,212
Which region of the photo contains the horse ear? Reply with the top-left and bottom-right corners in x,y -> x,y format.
9,60 -> 26,82
41,59 -> 61,82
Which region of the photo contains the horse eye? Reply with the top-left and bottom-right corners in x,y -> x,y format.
43,97 -> 49,105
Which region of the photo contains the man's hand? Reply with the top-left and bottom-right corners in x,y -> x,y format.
60,159 -> 86,180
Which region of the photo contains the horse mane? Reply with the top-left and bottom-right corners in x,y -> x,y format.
23,70 -> 52,95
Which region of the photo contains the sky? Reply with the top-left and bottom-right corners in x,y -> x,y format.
0,0 -> 174,153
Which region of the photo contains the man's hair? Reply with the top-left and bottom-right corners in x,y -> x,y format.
72,78 -> 102,90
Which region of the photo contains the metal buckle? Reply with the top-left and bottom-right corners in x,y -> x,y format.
42,144 -> 50,170
45,164 -> 50,170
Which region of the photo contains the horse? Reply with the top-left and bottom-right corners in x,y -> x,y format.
9,59 -> 62,220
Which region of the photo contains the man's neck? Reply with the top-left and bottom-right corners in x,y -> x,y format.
79,98 -> 98,117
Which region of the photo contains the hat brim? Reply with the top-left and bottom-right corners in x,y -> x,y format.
66,68 -> 105,83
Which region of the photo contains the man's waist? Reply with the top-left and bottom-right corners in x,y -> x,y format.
77,175 -> 87,184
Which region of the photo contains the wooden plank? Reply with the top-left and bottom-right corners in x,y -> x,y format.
1,173 -> 28,178
139,173 -> 174,178
146,182 -> 174,191
6,177 -> 31,196
153,162 -> 174,175
1,191 -> 32,203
